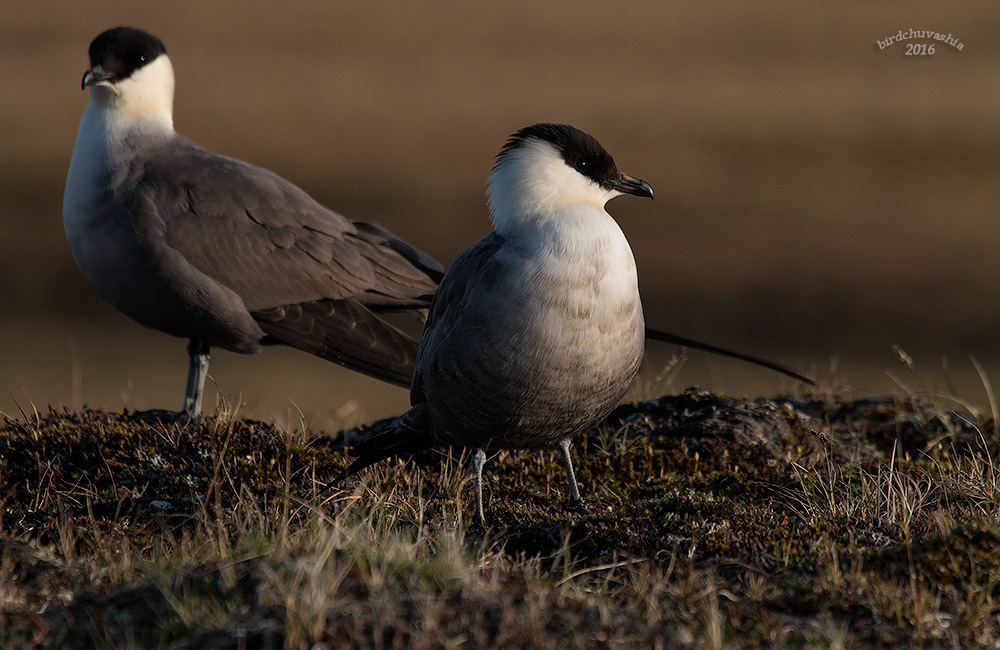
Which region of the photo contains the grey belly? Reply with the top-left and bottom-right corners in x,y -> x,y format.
426,313 -> 644,451
70,226 -> 265,353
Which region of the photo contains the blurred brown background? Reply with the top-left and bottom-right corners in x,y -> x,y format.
2,1 -> 998,430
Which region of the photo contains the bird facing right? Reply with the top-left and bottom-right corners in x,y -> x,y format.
345,123 -> 654,523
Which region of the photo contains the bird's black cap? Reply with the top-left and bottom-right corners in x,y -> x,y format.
498,123 -> 653,199
84,27 -> 166,88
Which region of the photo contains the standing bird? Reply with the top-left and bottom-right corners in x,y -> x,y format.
63,27 -> 443,418
345,123 -> 654,523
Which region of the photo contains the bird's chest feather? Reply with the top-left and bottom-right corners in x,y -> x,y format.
466,216 -> 645,406
64,106 -> 115,252
437,226 -> 644,448
513,216 -> 641,350
64,105 -> 164,276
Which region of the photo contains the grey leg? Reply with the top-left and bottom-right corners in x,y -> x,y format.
559,438 -> 582,505
472,448 -> 487,524
182,339 -> 210,418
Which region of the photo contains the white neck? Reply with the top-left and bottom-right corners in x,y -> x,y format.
486,138 -> 620,237
64,54 -> 176,239
87,54 -> 176,136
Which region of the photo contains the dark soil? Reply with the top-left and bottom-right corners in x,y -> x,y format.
2,389 -> 997,648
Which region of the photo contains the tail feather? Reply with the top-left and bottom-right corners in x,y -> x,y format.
645,326 -> 815,386
336,405 -> 434,483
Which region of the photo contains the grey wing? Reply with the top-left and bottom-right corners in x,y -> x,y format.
410,231 -> 509,405
343,236 -> 509,467
135,136 -> 443,386
148,136 -> 442,311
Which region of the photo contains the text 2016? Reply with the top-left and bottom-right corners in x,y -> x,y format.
905,43 -> 935,55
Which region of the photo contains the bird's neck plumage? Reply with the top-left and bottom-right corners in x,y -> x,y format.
483,139 -> 639,314
78,54 -> 177,159
64,55 -> 176,240
486,138 -> 620,239
485,138 -> 630,261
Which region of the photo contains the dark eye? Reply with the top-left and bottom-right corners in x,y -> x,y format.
139,55 -> 146,62
576,159 -> 588,171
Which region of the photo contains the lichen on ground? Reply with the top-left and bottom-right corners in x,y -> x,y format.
2,388 -> 998,648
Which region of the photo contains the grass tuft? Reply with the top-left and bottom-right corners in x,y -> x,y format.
2,386 -> 1000,647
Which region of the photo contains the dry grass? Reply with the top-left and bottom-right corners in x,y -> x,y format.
3,367 -> 1000,648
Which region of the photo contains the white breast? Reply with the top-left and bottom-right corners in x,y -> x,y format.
63,55 -> 176,279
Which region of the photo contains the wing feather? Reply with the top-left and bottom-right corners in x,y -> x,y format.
138,135 -> 441,313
